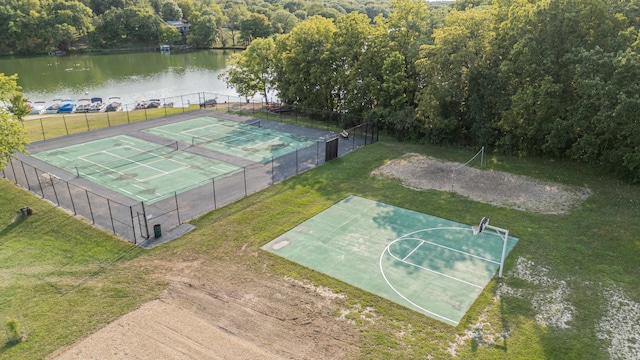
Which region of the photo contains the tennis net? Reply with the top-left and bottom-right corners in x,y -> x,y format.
190,119 -> 262,147
75,141 -> 178,177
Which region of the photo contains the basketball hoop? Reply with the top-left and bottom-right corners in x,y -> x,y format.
471,217 -> 510,278
472,217 -> 488,235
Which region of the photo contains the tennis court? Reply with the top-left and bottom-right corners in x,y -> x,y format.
32,134 -> 241,203
262,196 -> 519,326
143,116 -> 317,163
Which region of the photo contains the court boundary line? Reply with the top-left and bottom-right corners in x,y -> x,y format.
385,241 -> 484,289
379,226 -> 505,326
78,146 -> 188,181
399,237 -> 500,265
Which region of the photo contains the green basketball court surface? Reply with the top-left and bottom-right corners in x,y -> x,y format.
143,116 -> 317,163
262,195 -> 519,326
32,134 -> 241,203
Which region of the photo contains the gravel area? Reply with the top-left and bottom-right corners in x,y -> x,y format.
371,153 -> 591,214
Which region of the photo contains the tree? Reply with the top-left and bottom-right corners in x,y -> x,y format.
239,13 -> 272,45
90,0 -> 126,16
276,16 -> 337,110
0,73 -> 28,169
416,7 -> 496,144
224,4 -> 249,46
330,12 -> 379,113
42,0 -> 94,51
567,45 -> 640,182
97,7 -> 127,44
161,0 -> 183,21
176,0 -> 194,22
219,37 -> 278,102
385,0 -> 433,106
159,24 -> 182,44
495,0 -> 617,155
187,11 -> 220,48
121,6 -> 164,44
270,9 -> 298,34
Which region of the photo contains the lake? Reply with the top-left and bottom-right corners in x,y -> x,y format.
0,50 -> 254,106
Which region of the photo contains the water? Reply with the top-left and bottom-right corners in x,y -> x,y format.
0,50 -> 251,106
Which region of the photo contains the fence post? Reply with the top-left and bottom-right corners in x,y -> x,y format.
175,192 -> 181,224
85,190 -> 95,224
50,176 -> 60,205
85,113 -> 90,131
141,202 -> 150,239
106,111 -> 111,127
130,205 -> 137,244
296,149 -> 299,174
39,118 -> 45,140
34,169 -> 45,198
271,156 -> 274,185
61,115 -> 69,135
107,199 -> 116,234
211,177 -> 217,209
66,182 -> 77,214
20,161 -> 31,191
243,168 -> 247,196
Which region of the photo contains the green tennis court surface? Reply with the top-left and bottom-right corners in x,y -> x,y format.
32,135 -> 241,203
262,196 -> 519,326
143,116 -> 317,163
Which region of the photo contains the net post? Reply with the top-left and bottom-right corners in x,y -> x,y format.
75,166 -> 80,177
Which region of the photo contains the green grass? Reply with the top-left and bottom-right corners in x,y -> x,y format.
23,106 -> 200,142
0,185 -> 164,359
1,133 -> 639,358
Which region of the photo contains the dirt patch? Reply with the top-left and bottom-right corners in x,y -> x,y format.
49,261 -> 360,360
371,153 -> 591,214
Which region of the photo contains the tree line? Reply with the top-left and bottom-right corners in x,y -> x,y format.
0,0 -> 391,54
222,0 -> 640,183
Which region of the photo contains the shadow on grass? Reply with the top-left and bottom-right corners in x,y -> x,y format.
0,212 -> 29,244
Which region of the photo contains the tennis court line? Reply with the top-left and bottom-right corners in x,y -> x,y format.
76,147 -> 180,182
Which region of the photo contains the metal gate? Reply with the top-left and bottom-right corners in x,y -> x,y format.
325,137 -> 339,162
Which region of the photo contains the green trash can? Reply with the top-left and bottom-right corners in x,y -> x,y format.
153,224 -> 162,239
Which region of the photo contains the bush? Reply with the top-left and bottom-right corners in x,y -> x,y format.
4,318 -> 25,344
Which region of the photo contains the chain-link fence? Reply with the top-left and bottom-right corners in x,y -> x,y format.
1,140 -> 332,244
11,94 -> 379,245
1,155 -> 144,243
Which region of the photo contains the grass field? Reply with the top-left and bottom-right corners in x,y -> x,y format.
1,133 -> 639,358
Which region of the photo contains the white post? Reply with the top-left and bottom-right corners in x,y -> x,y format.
484,224 -> 509,278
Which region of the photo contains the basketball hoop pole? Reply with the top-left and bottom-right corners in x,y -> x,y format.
483,223 -> 509,278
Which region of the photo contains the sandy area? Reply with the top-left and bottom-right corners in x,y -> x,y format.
49,152 -> 596,359
371,153 -> 591,214
49,261 -> 360,360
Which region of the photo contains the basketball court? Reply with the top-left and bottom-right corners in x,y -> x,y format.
261,195 -> 519,326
